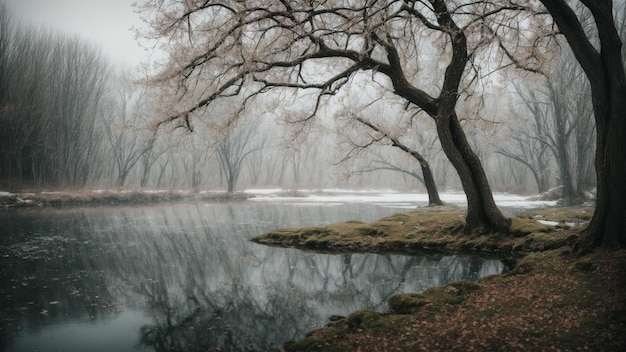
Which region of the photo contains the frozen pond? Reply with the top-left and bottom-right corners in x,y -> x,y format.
0,192 -> 542,351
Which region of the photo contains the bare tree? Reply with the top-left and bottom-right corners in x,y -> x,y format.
0,3 -> 14,187
573,98 -> 595,196
494,129 -> 553,194
175,132 -> 210,190
136,0 -> 544,233
138,133 -> 172,188
0,3 -> 10,115
216,120 -> 265,194
104,75 -> 159,188
346,116 -> 443,205
508,44 -> 595,202
0,13 -> 111,189
46,37 -> 110,188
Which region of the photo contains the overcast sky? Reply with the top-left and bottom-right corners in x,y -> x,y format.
6,0 -> 146,67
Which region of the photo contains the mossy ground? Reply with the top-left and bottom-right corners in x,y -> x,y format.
253,205 -> 626,351
252,205 -> 588,257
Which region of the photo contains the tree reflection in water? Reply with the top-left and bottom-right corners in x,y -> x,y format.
0,203 -> 504,352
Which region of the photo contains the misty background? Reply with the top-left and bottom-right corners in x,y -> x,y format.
0,1 -> 596,198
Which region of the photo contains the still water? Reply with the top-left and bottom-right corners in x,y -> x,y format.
0,201 -> 504,351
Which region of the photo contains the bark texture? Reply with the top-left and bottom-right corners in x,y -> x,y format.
436,112 -> 511,233
541,0 -> 626,250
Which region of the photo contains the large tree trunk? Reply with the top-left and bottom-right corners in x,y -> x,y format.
579,4 -> 626,249
540,0 -> 626,251
577,79 -> 626,250
426,0 -> 509,233
437,112 -> 511,234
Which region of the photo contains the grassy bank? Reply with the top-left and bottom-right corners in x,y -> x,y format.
252,206 -> 626,351
252,205 -> 590,258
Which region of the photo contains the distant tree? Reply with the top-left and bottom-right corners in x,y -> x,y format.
494,128 -> 553,194
216,120 -> 264,194
176,132 -> 210,190
508,46 -> 594,201
0,13 -> 110,189
138,133 -> 172,188
347,116 -> 443,205
0,3 -> 10,114
104,76 -> 158,188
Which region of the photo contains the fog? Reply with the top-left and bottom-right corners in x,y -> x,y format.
0,3 -> 596,199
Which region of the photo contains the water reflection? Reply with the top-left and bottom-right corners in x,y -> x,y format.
0,203 -> 504,351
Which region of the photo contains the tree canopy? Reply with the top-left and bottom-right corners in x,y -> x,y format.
137,0 -> 626,248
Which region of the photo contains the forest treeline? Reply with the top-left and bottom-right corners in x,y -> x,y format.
0,3 -> 596,198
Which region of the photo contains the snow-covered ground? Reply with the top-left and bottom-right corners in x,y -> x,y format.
0,188 -> 560,213
245,188 -> 559,211
1,188 -> 558,210
1,187 -> 571,224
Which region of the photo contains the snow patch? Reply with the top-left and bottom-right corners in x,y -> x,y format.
537,220 -> 560,226
537,220 -> 584,228
246,189 -> 559,211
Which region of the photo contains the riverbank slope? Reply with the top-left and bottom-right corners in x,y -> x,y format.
252,206 -> 626,351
